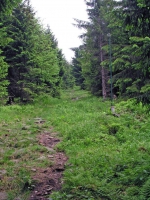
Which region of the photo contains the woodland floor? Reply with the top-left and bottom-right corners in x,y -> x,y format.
2,89 -> 148,200
28,129 -> 68,200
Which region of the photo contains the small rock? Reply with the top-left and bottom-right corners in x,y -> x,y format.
47,155 -> 54,158
46,187 -> 53,191
31,168 -> 37,172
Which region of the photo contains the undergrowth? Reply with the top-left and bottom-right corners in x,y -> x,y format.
1,88 -> 150,199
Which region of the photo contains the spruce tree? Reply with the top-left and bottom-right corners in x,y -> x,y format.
111,0 -> 150,104
3,0 -> 37,100
0,0 -> 21,15
0,20 -> 11,99
0,0 -> 21,99
72,47 -> 85,89
74,0 -> 112,98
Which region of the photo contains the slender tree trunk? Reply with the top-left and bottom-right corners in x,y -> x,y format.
100,35 -> 107,99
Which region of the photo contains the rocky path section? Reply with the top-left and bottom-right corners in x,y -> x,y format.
29,130 -> 68,200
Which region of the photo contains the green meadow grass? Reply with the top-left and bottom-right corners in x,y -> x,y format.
1,88 -> 150,199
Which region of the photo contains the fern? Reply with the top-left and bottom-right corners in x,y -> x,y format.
140,178 -> 150,200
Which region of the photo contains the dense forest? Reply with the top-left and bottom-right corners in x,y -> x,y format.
72,0 -> 150,106
1,0 -> 150,106
0,0 -> 74,103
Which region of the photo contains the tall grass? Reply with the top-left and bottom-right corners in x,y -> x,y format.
49,90 -> 150,200
1,88 -> 150,199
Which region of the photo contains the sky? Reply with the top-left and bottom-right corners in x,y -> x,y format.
30,0 -> 89,62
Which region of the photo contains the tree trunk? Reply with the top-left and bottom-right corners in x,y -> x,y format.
99,35 -> 107,99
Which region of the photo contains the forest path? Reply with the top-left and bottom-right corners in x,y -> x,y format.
29,89 -> 82,199
29,127 -> 68,200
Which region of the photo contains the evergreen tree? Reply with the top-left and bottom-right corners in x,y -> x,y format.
3,0 -> 62,100
73,0 -> 150,106
72,47 -> 85,89
3,0 -> 37,100
0,0 -> 21,14
123,0 -> 150,104
0,0 -> 21,99
32,25 -> 60,97
0,23 -> 10,98
0,0 -> 74,102
110,0 -> 150,104
73,0 -> 112,97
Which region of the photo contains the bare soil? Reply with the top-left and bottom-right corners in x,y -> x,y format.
29,130 -> 68,200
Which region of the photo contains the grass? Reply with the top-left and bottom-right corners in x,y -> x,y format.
0,103 -> 53,199
1,87 -> 150,199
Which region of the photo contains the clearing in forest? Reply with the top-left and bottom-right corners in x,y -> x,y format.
0,88 -> 150,200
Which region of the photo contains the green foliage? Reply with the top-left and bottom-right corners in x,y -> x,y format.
1,88 -> 150,199
112,0 -> 150,105
0,0 -> 21,15
72,48 -> 85,89
62,62 -> 75,89
0,53 -> 9,97
0,0 -> 73,101
48,89 -> 150,200
0,0 -> 21,100
0,22 -> 12,98
73,0 -> 112,97
73,0 -> 150,107
140,178 -> 150,200
0,102 -> 54,199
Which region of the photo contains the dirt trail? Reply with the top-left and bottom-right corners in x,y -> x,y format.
29,130 -> 68,200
